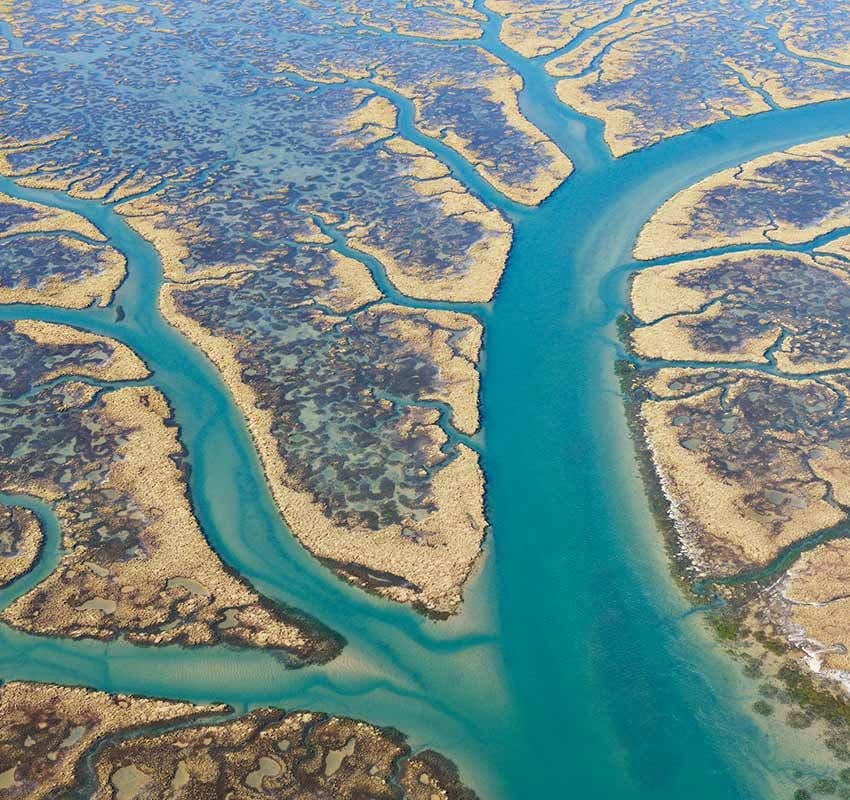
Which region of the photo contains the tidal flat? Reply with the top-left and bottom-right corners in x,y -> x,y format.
0,505 -> 42,588
0,680 -> 478,800
625,132 -> 850,793
547,1 -> 850,155
0,320 -> 338,660
0,681 -> 224,800
5,1 -> 850,799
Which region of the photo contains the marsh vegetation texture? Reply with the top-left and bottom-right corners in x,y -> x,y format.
4,1 -> 850,798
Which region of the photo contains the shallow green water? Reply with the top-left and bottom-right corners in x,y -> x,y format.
3,14 -> 850,798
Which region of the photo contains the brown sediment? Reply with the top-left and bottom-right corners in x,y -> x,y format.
1,383 -> 336,659
54,381 -> 103,412
729,60 -> 850,112
629,258 -> 729,324
416,0 -> 483,22
486,0 -> 632,59
279,52 -> 572,205
400,748 -> 479,800
634,134 -> 850,259
629,248 -> 850,330
0,506 -> 43,588
544,3 -> 850,156
631,243 -> 850,376
554,66 -> 772,158
621,138 -> 850,714
630,302 -> 782,364
0,191 -> 124,309
334,90 -> 398,149
554,79 -> 648,158
275,60 -> 362,85
50,2 -> 153,38
118,191 -> 341,283
816,232 -> 850,268
633,249 -> 850,373
118,193 -> 258,283
0,134 -> 72,180
160,283 -> 487,615
767,12 -> 850,68
353,303 -> 483,435
433,67 -> 573,204
13,171 -> 83,191
545,7 -> 721,155
0,193 -> 106,241
341,136 -> 513,303
600,53 -> 850,754
108,170 -> 162,203
382,135 -> 452,178
316,250 -> 383,313
344,0 -> 483,41
0,681 -> 225,800
298,202 -> 344,227
624,357 -> 850,735
0,235 -> 126,309
118,195 -> 203,281
544,8 -> 670,78
625,317 -> 850,702
391,16 -> 481,40
13,320 -> 149,382
639,370 -> 849,576
291,218 -> 334,244
632,169 -> 788,259
67,169 -> 132,201
89,705 -> 479,800
770,540 -> 850,675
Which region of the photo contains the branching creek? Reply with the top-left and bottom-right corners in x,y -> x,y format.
5,7 -> 850,798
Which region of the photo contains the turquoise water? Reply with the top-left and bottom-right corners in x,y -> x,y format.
3,13 -> 850,798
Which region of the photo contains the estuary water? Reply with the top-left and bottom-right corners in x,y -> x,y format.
2,12 -> 850,798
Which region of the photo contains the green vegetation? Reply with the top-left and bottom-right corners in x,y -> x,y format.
710,614 -> 745,642
760,682 -> 780,699
778,664 -> 850,725
786,710 -> 813,729
755,630 -> 790,656
753,699 -> 774,716
813,778 -> 838,794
